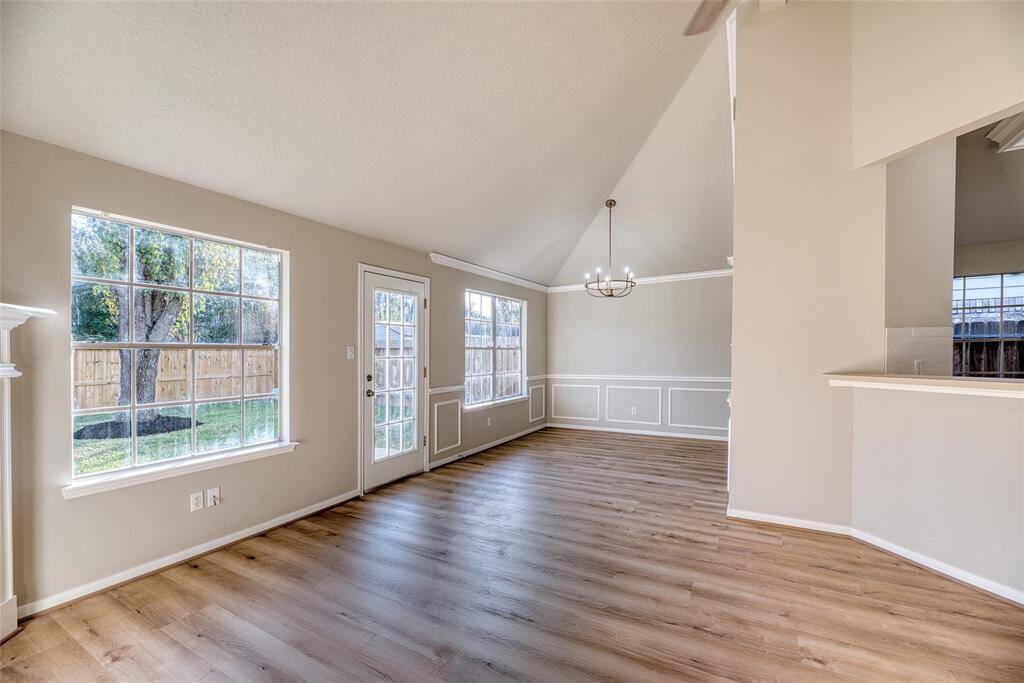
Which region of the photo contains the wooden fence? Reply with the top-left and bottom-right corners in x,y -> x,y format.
74,348 -> 278,409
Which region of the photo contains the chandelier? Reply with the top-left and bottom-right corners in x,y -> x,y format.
584,199 -> 636,298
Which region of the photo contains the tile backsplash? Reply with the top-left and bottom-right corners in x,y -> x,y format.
885,327 -> 952,375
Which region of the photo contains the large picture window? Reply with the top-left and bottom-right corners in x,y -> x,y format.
952,272 -> 1023,378
464,290 -> 525,406
70,208 -> 285,478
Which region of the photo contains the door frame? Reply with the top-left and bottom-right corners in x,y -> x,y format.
356,263 -> 430,494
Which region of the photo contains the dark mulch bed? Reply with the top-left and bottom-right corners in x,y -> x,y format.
74,415 -> 200,439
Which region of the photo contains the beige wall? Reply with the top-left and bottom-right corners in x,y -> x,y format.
732,0 -> 1024,531
851,388 -> 1024,598
852,1 -> 1024,167
730,1 -> 886,526
884,138 -> 956,329
954,240 -> 1024,277
0,132 -> 545,607
546,277 -> 732,439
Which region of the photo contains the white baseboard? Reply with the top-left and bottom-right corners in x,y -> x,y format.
18,488 -> 361,619
1,595 -> 18,641
546,422 -> 729,442
428,424 -> 547,469
851,529 -> 1024,607
727,508 -> 1024,607
726,508 -> 852,535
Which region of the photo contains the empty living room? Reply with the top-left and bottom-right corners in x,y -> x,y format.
1,1 -> 1023,680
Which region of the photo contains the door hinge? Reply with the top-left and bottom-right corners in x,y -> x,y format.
423,435 -> 427,447
424,298 -> 428,309
423,366 -> 427,378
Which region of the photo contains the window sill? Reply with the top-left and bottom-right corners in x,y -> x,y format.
62,441 -> 299,500
463,395 -> 528,412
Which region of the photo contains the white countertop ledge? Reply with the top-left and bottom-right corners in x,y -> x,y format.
63,441 -> 300,499
825,373 -> 1024,399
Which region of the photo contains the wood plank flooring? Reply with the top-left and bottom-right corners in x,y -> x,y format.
3,427 -> 1023,681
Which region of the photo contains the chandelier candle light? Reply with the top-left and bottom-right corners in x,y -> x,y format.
584,199 -> 636,298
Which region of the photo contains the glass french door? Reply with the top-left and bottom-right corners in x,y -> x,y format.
362,271 -> 426,490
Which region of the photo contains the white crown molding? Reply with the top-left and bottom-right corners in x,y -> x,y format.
429,253 -> 548,293
547,268 -> 733,293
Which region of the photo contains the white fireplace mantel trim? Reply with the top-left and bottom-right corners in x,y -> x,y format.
1,302 -> 56,642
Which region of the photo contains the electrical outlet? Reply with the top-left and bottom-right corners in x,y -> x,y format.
189,491 -> 204,512
486,417 -> 492,427
206,486 -> 221,507
631,406 -> 638,416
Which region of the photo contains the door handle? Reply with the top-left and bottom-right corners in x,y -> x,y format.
366,389 -> 375,397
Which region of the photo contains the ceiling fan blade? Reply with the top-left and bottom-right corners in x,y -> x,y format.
684,0 -> 728,36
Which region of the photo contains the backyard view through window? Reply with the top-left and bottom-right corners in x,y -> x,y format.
71,209 -> 284,477
952,272 -> 1023,378
464,290 -> 525,406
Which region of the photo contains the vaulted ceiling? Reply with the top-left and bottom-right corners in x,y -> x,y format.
2,1 -> 722,284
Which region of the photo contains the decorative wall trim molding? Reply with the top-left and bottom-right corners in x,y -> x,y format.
726,508 -> 1024,607
529,384 -> 546,422
605,385 -> 662,426
432,399 -> 462,455
18,487 -> 362,618
428,424 -> 547,469
546,422 -> 729,442
428,384 -> 464,396
429,252 -> 548,293
545,374 -> 731,383
547,268 -> 733,293
550,384 -> 601,421
667,387 -> 730,430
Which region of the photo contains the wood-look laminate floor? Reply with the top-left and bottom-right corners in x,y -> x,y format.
4,428 -> 1024,681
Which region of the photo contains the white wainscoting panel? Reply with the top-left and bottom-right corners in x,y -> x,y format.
546,375 -> 730,440
529,384 -> 546,422
550,384 -> 601,421
667,387 -> 730,431
605,386 -> 662,426
433,398 -> 462,455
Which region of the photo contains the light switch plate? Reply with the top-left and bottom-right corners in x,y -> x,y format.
189,491 -> 204,512
206,486 -> 221,507
346,345 -> 355,360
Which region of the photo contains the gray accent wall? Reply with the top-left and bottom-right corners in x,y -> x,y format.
545,276 -> 732,440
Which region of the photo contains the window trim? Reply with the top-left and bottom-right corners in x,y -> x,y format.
62,440 -> 299,499
463,288 -> 527,407
68,206 -> 291,483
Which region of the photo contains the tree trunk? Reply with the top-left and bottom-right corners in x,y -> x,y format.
135,290 -> 184,424
136,348 -> 161,406
115,288 -> 131,423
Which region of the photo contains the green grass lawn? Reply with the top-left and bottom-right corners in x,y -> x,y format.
73,399 -> 279,477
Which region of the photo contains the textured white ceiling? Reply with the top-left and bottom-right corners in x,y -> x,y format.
2,1 -> 713,284
553,26 -> 732,284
